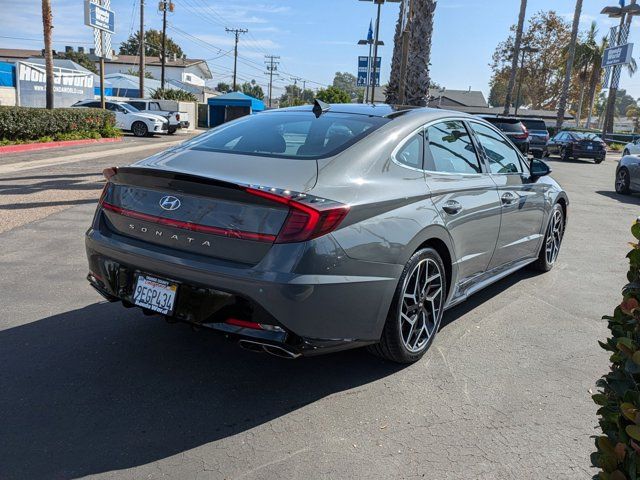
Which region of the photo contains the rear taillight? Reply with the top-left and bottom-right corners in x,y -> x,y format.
513,125 -> 529,140
99,167 -> 118,204
176,114 -> 180,122
246,187 -> 350,244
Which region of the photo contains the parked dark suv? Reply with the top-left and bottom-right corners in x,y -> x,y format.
520,118 -> 550,158
479,116 -> 530,156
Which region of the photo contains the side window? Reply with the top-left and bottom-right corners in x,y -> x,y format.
395,132 -> 423,169
424,121 -> 481,174
83,101 -> 100,108
104,103 -> 118,112
471,122 -> 524,174
150,102 -> 161,111
128,101 -> 144,110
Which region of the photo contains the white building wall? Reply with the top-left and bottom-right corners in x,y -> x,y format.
0,86 -> 16,106
101,63 -> 207,86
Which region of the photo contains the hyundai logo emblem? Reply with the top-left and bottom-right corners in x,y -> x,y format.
159,195 -> 181,211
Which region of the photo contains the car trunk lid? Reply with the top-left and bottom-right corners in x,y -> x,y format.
99,166 -> 300,265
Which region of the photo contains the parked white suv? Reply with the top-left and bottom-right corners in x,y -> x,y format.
126,100 -> 189,134
72,100 -> 169,137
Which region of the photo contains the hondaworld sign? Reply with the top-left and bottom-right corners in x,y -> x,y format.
84,0 -> 115,34
602,43 -> 634,68
16,62 -> 94,107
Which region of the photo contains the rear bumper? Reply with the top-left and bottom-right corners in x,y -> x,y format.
570,148 -> 605,159
85,225 -> 401,356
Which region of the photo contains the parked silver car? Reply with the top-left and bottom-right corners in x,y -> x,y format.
86,103 -> 568,363
616,154 -> 640,194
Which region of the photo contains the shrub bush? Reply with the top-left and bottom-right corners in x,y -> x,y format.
150,88 -> 197,102
0,106 -> 119,142
593,219 -> 640,479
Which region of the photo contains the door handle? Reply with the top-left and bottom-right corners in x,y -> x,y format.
501,192 -> 517,205
442,200 -> 462,215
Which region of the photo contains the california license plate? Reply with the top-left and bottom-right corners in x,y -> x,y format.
587,145 -> 593,150
133,274 -> 178,315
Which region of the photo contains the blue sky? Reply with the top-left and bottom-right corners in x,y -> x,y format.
3,0 -> 640,102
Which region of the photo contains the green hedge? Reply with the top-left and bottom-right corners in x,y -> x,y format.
0,106 -> 119,142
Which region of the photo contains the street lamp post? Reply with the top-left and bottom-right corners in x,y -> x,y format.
514,45 -> 538,116
358,0 -> 401,103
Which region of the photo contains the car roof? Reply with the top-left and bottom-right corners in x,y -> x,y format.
271,103 -> 440,118
478,115 -> 523,123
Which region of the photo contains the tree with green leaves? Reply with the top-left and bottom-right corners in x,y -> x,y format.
241,80 -> 264,100
279,84 -> 303,107
151,88 -> 197,102
316,86 -> 350,104
56,51 -> 97,74
332,72 -> 363,101
489,11 -> 572,110
119,29 -> 184,58
216,82 -> 231,93
126,68 -> 154,79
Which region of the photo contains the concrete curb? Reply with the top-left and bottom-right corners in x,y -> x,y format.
0,137 -> 123,154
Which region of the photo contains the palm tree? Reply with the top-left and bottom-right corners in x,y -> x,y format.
41,0 -> 54,109
385,4 -> 405,104
585,37 -> 608,128
405,0 -> 437,106
503,0 -> 527,115
556,0 -> 583,131
573,22 -> 599,126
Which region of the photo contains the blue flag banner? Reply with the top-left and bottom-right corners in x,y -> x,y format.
367,20 -> 373,42
620,0 -> 626,7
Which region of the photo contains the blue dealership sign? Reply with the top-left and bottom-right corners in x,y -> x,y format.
84,0 -> 115,34
357,56 -> 381,87
602,43 -> 634,68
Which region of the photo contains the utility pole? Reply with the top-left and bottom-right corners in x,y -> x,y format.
226,27 -> 248,91
139,0 -> 145,98
41,0 -> 54,109
370,1 -> 382,103
160,0 -> 167,90
290,76 -> 302,104
264,55 -> 280,108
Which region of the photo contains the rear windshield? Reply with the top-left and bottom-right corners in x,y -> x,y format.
484,118 -> 523,133
571,132 -> 603,141
521,119 -> 547,131
189,112 -> 389,159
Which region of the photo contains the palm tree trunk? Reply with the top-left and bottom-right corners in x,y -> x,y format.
556,0 -> 583,131
405,0 -> 436,106
385,4 -> 405,105
42,0 -> 54,109
503,0 -> 527,115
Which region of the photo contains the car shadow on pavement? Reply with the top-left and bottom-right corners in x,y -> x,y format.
596,190 -> 640,206
0,302 -> 403,480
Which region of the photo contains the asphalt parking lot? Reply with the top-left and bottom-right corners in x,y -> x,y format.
0,147 -> 636,479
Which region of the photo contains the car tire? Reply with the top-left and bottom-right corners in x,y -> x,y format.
132,121 -> 149,137
368,248 -> 446,364
616,167 -> 631,195
532,204 -> 565,272
561,147 -> 571,161
533,150 -> 543,159
168,126 -> 177,135
595,157 -> 604,164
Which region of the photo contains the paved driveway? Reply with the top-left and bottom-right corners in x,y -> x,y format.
0,149 -> 635,479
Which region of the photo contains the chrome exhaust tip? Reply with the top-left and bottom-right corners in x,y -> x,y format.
238,339 -> 301,359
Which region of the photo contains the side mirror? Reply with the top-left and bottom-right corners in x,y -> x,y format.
530,158 -> 552,178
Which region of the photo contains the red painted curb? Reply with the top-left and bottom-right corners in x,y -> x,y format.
0,137 -> 123,154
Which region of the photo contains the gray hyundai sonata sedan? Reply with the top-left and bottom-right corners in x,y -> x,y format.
86,103 -> 568,363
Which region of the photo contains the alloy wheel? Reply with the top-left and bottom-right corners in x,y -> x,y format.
133,122 -> 148,137
399,258 -> 444,353
545,209 -> 564,265
616,169 -> 629,193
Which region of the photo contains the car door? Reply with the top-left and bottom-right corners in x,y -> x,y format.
468,121 -> 547,268
423,119 -> 502,283
547,133 -> 562,155
105,102 -> 126,129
